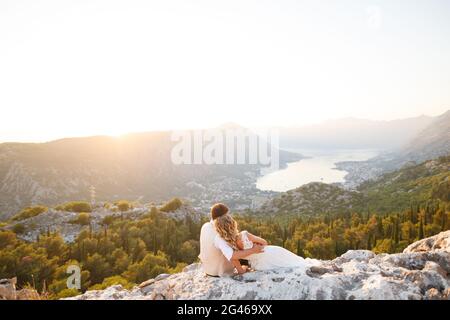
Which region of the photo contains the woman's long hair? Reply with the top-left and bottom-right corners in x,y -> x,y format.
214,214 -> 240,250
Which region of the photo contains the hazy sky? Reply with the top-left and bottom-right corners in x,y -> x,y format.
1,0 -> 449,142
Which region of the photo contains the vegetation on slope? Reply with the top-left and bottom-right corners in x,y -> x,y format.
55,201 -> 92,213
258,156 -> 450,218
159,197 -> 183,213
0,207 -> 203,299
258,182 -> 363,218
250,201 -> 448,259
0,157 -> 449,299
12,206 -> 48,221
0,198 -> 448,299
358,155 -> 450,214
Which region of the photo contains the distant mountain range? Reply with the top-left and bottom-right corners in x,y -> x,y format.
0,130 -> 299,220
279,114 -> 434,150
335,110 -> 450,187
399,110 -> 450,163
0,110 -> 448,220
255,110 -> 450,217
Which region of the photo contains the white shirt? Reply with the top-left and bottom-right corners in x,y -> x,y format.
214,234 -> 234,261
198,221 -> 235,276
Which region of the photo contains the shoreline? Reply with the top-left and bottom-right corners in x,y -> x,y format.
255,149 -> 379,192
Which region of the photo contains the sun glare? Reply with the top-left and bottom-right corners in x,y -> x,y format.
0,1 -> 449,142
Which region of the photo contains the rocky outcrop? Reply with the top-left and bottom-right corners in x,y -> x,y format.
3,207 -> 148,242
0,277 -> 40,300
2,204 -> 203,243
0,278 -> 17,300
403,230 -> 450,253
67,231 -> 450,300
160,204 -> 204,223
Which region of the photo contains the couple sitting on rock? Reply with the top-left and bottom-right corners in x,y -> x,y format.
198,203 -> 318,276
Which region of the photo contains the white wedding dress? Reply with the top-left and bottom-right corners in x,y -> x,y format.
241,231 -> 318,271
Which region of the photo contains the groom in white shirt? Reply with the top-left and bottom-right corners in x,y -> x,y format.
198,203 -> 264,276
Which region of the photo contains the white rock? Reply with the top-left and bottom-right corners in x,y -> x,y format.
403,230 -> 450,253
66,231 -> 450,300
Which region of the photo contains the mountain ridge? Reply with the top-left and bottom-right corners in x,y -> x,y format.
335,109 -> 450,188
0,131 -> 299,220
257,156 -> 450,217
279,114 -> 435,150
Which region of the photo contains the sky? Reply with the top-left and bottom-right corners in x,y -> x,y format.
1,0 -> 449,142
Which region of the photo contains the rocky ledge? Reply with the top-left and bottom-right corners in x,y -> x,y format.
67,231 -> 450,300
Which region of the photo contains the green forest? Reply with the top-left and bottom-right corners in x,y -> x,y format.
0,197 -> 449,299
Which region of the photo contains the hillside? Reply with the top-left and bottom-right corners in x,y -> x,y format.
1,111 -> 447,221
64,231 -> 450,300
0,131 -> 300,220
3,201 -> 203,243
257,182 -> 363,217
257,156 -> 450,216
358,156 -> 450,214
0,187 -> 448,299
399,110 -> 450,163
335,109 -> 450,188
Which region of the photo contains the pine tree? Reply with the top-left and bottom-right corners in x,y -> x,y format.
394,219 -> 399,244
441,211 -> 447,231
296,239 -> 304,256
153,233 -> 158,255
418,218 -> 424,239
282,226 -> 288,247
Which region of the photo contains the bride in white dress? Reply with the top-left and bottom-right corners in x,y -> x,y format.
214,214 -> 316,273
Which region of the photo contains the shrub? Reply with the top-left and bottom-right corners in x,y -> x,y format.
56,202 -> 92,213
12,206 -> 48,221
432,180 -> 450,202
178,240 -> 200,263
372,239 -> 395,254
12,223 -> 26,234
52,288 -> 80,299
123,252 -> 169,283
88,275 -> 133,290
0,230 -> 17,249
159,198 -> 183,213
101,215 -> 116,226
71,212 -> 91,225
169,262 -> 188,274
115,200 -> 131,212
